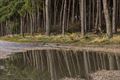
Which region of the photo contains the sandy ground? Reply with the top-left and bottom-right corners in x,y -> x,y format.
60,70 -> 120,80
60,77 -> 85,80
0,40 -> 120,59
0,40 -> 120,52
90,70 -> 120,80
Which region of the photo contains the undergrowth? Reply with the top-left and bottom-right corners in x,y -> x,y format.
0,33 -> 120,45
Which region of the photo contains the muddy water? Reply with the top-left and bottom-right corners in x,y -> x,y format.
0,49 -> 120,80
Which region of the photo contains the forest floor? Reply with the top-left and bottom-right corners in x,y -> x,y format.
0,33 -> 120,46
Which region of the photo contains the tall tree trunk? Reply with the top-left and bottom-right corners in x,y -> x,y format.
53,0 -> 57,28
62,0 -> 67,35
92,0 -> 95,31
60,0 -> 64,27
95,0 -> 99,33
30,14 -> 33,35
20,16 -> 24,37
112,0 -> 117,33
66,0 -> 71,31
98,0 -> 102,33
72,0 -> 75,23
102,0 -> 113,38
80,0 -> 86,36
95,0 -> 102,33
45,0 -> 50,35
88,0 -> 91,31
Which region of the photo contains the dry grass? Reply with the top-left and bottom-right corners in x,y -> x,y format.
0,33 -> 120,45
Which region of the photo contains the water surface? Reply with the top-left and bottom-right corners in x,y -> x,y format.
0,49 -> 120,80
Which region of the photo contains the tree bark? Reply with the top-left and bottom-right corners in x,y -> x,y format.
102,0 -> 113,38
45,0 -> 50,36
112,0 -> 117,33
62,0 -> 67,35
80,0 -> 86,37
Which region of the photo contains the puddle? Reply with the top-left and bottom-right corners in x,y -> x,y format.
0,49 -> 120,80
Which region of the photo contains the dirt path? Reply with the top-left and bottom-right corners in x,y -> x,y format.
0,40 -> 120,59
